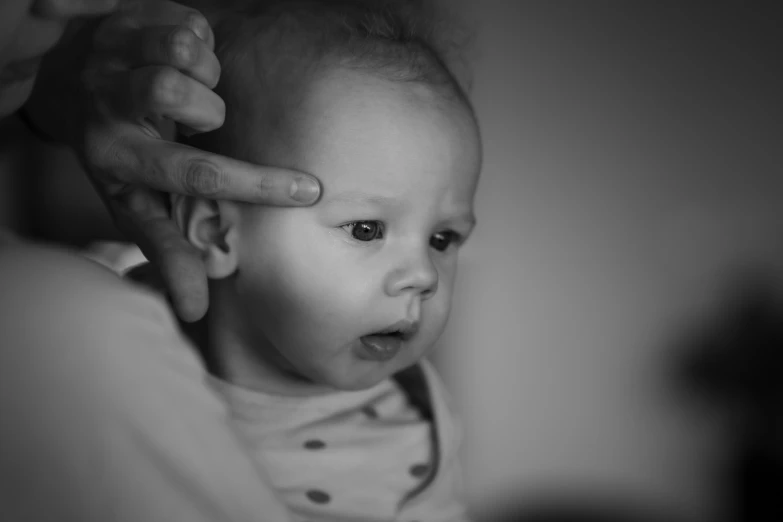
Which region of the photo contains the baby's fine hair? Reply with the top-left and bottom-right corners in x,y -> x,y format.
184,0 -> 472,158
211,0 -> 469,91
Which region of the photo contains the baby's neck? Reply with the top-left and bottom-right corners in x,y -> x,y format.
200,283 -> 338,398
209,324 -> 337,397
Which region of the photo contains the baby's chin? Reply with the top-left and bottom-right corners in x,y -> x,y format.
294,365 -> 392,392
233,329 -> 430,394
290,355 -> 417,393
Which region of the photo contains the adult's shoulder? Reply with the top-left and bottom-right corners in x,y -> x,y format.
0,238 -> 294,522
0,238 -> 180,364
1,238 -> 129,292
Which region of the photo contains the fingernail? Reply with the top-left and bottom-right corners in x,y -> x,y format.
289,176 -> 320,203
184,13 -> 210,43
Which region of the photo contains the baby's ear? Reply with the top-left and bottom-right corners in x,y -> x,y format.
170,194 -> 239,280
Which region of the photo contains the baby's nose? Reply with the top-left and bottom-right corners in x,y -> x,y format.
384,249 -> 439,299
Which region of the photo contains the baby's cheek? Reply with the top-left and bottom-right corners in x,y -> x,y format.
421,282 -> 454,342
264,250 -> 368,337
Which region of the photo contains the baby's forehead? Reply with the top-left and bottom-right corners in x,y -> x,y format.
305,71 -> 474,156
288,72 -> 480,209
218,64 -> 480,212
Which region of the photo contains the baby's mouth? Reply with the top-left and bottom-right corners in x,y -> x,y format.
372,319 -> 419,341
357,320 -> 420,362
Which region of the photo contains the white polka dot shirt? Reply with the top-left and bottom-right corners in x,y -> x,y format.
208,359 -> 469,522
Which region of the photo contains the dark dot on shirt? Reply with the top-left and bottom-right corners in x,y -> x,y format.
306,490 -> 331,504
362,405 -> 378,418
303,439 -> 326,450
409,463 -> 430,478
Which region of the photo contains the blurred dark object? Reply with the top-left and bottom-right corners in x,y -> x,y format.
0,113 -> 119,247
678,272 -> 783,522
0,115 -> 29,232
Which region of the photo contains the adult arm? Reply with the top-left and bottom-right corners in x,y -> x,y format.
0,241 -> 293,522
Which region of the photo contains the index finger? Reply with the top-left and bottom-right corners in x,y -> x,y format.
127,137 -> 322,205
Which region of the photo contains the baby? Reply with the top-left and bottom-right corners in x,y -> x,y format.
171,1 -> 481,520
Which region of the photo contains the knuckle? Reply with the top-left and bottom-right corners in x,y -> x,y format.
168,27 -> 198,67
149,68 -> 187,107
180,160 -> 227,197
84,130 -> 136,183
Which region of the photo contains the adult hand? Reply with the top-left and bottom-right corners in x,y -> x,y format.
29,0 -> 321,322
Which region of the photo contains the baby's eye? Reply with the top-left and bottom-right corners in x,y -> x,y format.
430,230 -> 463,252
341,221 -> 384,242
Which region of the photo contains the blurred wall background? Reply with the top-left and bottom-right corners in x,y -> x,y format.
2,2 -> 782,522
433,2 -> 783,522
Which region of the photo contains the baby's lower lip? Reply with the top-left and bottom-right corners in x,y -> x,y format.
357,334 -> 402,361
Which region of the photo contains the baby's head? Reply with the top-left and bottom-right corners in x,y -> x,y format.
174,0 -> 482,394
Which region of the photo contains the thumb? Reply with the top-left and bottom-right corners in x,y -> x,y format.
112,187 -> 209,322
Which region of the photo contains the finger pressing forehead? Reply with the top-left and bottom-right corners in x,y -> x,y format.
32,0 -> 119,18
121,137 -> 320,205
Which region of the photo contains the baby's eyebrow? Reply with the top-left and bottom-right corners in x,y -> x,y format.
324,191 -> 400,208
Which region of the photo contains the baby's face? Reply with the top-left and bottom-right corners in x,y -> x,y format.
231,70 -> 481,391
